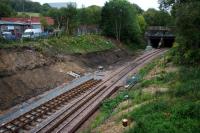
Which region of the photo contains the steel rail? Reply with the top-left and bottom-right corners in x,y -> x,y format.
39,49 -> 166,133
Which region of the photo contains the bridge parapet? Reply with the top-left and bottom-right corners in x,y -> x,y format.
147,26 -> 175,31
145,26 -> 175,38
145,26 -> 175,48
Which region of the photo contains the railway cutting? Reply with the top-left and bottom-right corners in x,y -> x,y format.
0,49 -> 167,133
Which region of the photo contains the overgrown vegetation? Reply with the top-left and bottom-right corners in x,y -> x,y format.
0,0 -> 153,49
101,0 -> 141,43
0,0 -> 50,16
80,90 -> 130,133
81,58 -> 160,133
0,35 -> 115,54
143,8 -> 174,26
126,65 -> 200,133
123,54 -> 200,133
138,59 -> 158,79
87,54 -> 200,133
159,0 -> 200,65
92,91 -> 129,129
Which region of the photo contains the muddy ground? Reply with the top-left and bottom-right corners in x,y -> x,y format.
0,47 -> 133,111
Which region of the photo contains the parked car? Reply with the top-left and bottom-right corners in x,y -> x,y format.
22,29 -> 42,39
2,31 -> 16,40
40,32 -> 49,38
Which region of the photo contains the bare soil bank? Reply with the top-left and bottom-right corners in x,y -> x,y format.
0,47 -> 130,111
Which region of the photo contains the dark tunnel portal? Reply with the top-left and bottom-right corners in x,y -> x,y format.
150,37 -> 175,48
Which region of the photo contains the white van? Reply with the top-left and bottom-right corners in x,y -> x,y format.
22,29 -> 42,39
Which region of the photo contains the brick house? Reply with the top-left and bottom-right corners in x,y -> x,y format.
1,17 -> 54,31
0,17 -> 54,38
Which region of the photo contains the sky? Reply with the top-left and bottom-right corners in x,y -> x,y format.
32,0 -> 159,10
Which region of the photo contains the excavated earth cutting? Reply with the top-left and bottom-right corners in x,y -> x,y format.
0,47 -> 131,112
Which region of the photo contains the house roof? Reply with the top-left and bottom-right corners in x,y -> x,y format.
0,20 -> 25,25
1,17 -> 54,25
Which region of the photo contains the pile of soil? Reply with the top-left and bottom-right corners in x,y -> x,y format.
76,49 -> 128,68
0,47 -> 130,111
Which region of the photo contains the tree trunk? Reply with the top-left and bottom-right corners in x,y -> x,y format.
66,18 -> 69,35
115,20 -> 119,41
119,19 -> 122,41
57,17 -> 61,30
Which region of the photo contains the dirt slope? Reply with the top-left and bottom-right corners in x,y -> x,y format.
0,48 -> 130,111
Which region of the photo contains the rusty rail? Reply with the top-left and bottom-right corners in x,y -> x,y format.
39,49 -> 166,133
0,49 -> 166,133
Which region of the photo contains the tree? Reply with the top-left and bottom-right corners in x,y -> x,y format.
173,1 -> 200,64
158,0 -> 175,11
137,15 -> 147,34
0,4 -> 13,18
78,5 -> 101,25
40,16 -> 48,31
48,8 -> 63,29
1,0 -> 49,13
101,0 -> 141,43
143,8 -> 174,26
41,3 -> 52,15
9,0 -> 41,12
60,3 -> 78,35
133,3 -> 144,14
159,0 -> 200,64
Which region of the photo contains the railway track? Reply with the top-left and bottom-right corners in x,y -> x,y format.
0,49 -> 166,133
48,49 -> 166,133
0,80 -> 101,133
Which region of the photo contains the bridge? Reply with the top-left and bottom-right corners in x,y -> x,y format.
145,26 -> 175,48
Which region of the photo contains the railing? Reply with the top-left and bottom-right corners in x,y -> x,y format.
147,26 -> 175,31
145,26 -> 175,37
145,32 -> 175,37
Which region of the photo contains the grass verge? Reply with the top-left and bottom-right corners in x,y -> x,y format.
85,53 -> 200,133
81,56 -> 159,132
125,58 -> 200,133
81,90 -> 129,133
0,35 -> 115,54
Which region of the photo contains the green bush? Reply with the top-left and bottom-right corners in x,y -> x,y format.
0,35 -> 115,54
43,35 -> 114,54
101,0 -> 141,43
138,60 -> 157,79
131,89 -> 154,104
126,99 -> 200,133
101,91 -> 128,114
169,67 -> 200,100
171,1 -> 200,65
86,90 -> 129,131
0,36 -> 8,43
126,65 -> 200,133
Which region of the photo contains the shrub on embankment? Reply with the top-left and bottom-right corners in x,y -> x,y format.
0,35 -> 115,54
86,55 -> 200,133
160,0 -> 200,65
125,56 -> 200,133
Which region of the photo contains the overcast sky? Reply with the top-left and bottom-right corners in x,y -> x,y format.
32,0 -> 159,10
